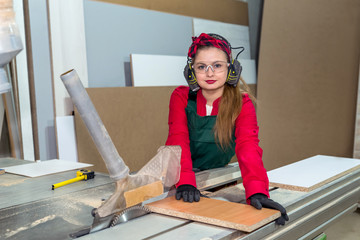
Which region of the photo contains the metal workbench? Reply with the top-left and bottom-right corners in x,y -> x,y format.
1,158 -> 359,239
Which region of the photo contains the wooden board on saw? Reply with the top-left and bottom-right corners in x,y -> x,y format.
146,196 -> 280,232
267,155 -> 360,192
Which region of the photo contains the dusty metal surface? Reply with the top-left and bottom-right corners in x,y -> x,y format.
0,159 -> 243,239
0,183 -> 115,240
2,158 -> 359,239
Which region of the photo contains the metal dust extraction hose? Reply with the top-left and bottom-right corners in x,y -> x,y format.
60,69 -> 129,181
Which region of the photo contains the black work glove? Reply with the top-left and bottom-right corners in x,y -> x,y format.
176,184 -> 201,203
249,193 -> 289,225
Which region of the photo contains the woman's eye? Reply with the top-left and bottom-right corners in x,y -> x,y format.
214,64 -> 222,69
197,65 -> 205,70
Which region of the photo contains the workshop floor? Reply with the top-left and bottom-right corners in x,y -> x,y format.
324,208 -> 360,239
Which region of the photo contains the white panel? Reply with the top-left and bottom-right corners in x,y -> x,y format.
131,54 -> 257,86
131,54 -> 187,87
48,0 -> 89,116
239,59 -> 256,84
14,0 -> 35,160
4,159 -> 92,177
268,155 -> 360,191
193,18 -> 251,59
56,116 -> 78,162
0,97 -> 3,138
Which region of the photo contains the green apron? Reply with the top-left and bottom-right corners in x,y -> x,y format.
185,91 -> 236,170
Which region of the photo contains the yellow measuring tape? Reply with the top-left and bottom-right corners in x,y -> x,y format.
52,170 -> 95,190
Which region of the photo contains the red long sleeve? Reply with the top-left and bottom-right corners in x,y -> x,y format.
165,86 -> 269,201
165,86 -> 196,187
234,95 -> 269,200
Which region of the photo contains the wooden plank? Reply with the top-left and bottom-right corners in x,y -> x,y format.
146,196 -> 280,232
268,155 -> 360,192
124,180 -> 163,207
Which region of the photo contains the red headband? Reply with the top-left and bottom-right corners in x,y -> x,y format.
187,33 -> 231,60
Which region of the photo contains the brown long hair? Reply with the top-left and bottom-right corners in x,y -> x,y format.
214,77 -> 256,149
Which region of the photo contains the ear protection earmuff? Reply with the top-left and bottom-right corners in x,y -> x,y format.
183,62 -> 200,92
183,58 -> 243,91
226,58 -> 242,87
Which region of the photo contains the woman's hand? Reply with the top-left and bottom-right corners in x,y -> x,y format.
176,184 -> 201,202
249,193 -> 289,225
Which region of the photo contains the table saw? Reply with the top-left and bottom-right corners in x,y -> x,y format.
1,158 -> 359,240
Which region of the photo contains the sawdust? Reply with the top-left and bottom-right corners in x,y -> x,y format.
5,215 -> 56,238
0,178 -> 27,186
73,197 -> 103,208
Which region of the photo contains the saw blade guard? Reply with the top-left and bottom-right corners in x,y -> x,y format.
95,145 -> 181,218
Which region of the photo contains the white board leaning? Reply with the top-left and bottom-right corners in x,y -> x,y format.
131,54 -> 187,87
267,155 -> 360,192
131,54 -> 257,86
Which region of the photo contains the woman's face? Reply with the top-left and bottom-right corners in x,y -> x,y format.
193,47 -> 229,94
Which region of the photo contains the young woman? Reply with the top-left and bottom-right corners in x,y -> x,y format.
165,33 -> 288,225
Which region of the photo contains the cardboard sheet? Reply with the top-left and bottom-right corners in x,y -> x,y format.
3,160 -> 93,177
94,0 -> 249,25
257,0 -> 360,170
146,196 -> 280,232
74,86 -> 256,174
268,155 -> 360,192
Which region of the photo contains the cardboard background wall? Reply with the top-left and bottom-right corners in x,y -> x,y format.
94,0 -> 248,25
257,0 -> 360,170
75,85 -> 256,173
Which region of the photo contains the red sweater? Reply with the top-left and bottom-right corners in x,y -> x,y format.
165,86 -> 269,200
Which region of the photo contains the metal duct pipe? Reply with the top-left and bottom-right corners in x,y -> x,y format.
60,69 -> 129,181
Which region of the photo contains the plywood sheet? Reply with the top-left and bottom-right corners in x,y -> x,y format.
146,196 -> 280,232
257,0 -> 360,171
4,159 -> 92,177
193,18 -> 251,59
131,54 -> 187,87
268,155 -> 360,192
74,87 -> 177,173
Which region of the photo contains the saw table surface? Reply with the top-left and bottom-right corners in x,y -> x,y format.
1,158 -> 360,240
